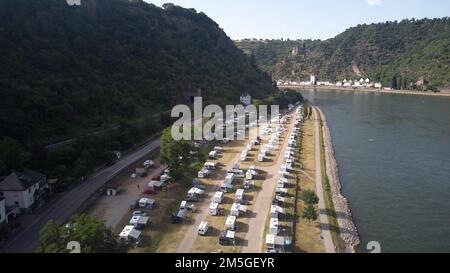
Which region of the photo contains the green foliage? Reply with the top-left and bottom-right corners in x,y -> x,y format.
253,89 -> 304,109
302,204 -> 318,222
36,214 -> 127,253
239,18 -> 450,90
0,137 -> 24,175
0,0 -> 276,145
301,190 -> 319,205
160,128 -> 192,178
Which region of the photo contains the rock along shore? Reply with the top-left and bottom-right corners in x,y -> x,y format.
316,107 -> 361,252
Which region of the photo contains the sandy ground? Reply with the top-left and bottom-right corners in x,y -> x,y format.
87,160 -> 165,233
241,113 -> 297,253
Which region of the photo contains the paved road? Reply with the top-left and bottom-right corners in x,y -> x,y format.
241,113 -> 296,253
312,107 -> 336,253
1,139 -> 160,253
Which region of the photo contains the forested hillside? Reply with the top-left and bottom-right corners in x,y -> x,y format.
0,0 -> 277,184
0,0 -> 276,145
236,18 -> 450,90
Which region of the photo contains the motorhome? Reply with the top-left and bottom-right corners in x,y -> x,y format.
230,203 -> 247,217
209,151 -> 218,159
204,162 -> 217,170
198,221 -> 209,236
198,168 -> 211,178
224,173 -> 235,184
235,189 -> 244,203
271,205 -> 286,219
187,187 -> 204,201
266,234 -> 285,253
180,201 -> 196,212
269,218 -> 279,235
276,187 -> 288,196
258,154 -> 266,162
220,182 -> 233,193
219,230 -> 236,245
213,191 -> 225,203
138,198 -> 155,209
225,215 -> 237,231
129,216 -> 150,230
209,202 -> 221,216
119,226 -> 141,243
246,169 -> 257,180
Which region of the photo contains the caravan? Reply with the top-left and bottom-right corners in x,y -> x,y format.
225,215 -> 237,231
230,203 -> 247,217
220,182 -> 233,193
129,216 -> 150,230
198,168 -> 211,178
208,151 -> 218,159
224,173 -> 235,184
204,162 -> 217,170
119,226 -> 142,243
213,191 -> 225,203
198,221 -> 209,236
209,202 -> 222,216
235,189 -> 244,203
269,218 -> 279,235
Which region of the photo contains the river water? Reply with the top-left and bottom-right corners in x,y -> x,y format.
299,88 -> 450,253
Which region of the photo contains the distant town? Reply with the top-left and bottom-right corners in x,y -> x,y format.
277,74 -> 389,90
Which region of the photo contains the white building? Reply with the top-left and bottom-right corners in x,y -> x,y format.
240,92 -> 252,106
375,83 -> 382,89
0,197 -> 6,224
0,170 -> 47,212
310,74 -> 317,85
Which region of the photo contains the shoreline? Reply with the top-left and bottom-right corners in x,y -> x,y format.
281,85 -> 450,98
316,107 -> 361,252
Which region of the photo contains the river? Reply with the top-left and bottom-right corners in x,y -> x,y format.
298,88 -> 450,253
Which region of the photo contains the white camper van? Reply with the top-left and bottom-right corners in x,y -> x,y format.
198,221 -> 209,236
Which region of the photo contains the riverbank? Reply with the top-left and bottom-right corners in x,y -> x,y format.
316,107 -> 361,252
281,85 -> 450,98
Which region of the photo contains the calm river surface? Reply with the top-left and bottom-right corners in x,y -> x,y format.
299,88 -> 450,253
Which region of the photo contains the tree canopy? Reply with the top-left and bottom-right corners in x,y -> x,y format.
36,214 -> 127,253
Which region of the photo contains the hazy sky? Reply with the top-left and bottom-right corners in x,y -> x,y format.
145,0 -> 450,40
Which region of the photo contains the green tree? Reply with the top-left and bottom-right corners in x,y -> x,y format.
36,215 -> 127,253
160,128 -> 192,178
302,204 -> 318,223
302,190 -> 319,205
0,137 -> 24,175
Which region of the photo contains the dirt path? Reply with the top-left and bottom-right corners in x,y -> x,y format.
241,114 -> 296,253
312,107 -> 336,253
176,153 -> 242,253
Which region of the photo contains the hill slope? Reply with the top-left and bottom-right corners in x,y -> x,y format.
0,0 -> 276,144
236,18 -> 450,90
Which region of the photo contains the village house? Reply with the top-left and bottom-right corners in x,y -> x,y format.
0,170 -> 48,213
240,92 -> 252,106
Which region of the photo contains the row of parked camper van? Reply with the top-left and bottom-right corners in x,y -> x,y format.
198,164 -> 261,246
265,105 -> 304,253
